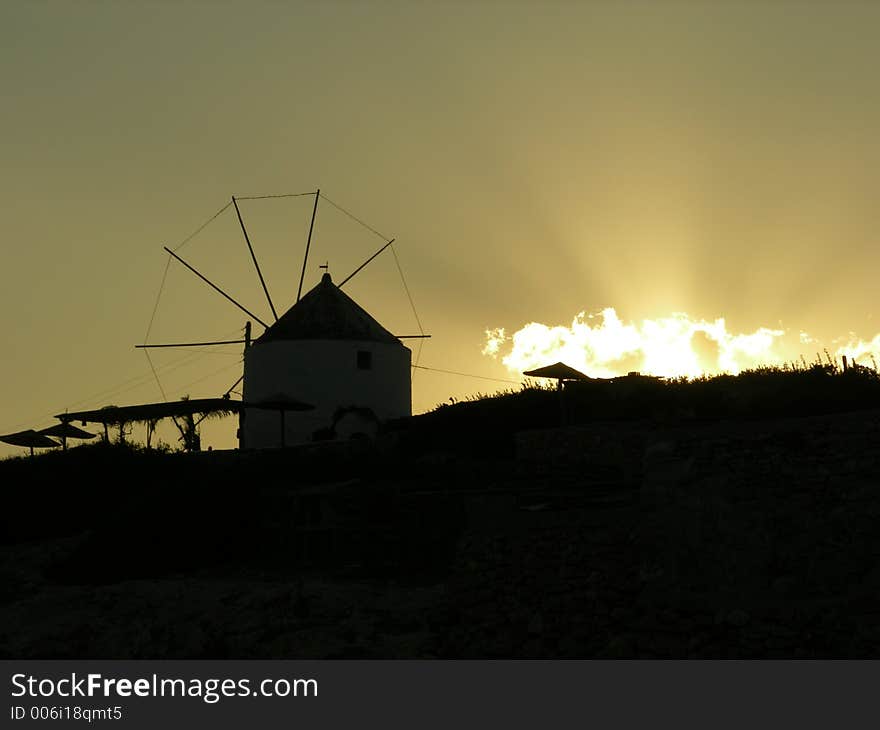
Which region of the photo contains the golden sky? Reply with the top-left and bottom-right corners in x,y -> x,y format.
2,1 -> 879,454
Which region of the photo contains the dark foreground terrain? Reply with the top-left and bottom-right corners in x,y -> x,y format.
3,371 -> 880,658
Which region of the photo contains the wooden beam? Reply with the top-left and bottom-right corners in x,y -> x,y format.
136,340 -> 246,349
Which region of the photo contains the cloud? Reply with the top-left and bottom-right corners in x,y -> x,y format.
484,307 -> 795,378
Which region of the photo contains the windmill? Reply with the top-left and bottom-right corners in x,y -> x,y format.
136,189 -> 429,449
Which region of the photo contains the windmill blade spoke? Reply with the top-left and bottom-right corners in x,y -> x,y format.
297,189 -> 321,303
338,239 -> 395,289
163,247 -> 269,328
232,196 -> 278,321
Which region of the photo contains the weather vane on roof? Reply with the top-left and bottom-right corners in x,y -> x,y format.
319,261 -> 329,273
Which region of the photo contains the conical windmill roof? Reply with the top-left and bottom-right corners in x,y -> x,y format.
254,273 -> 401,345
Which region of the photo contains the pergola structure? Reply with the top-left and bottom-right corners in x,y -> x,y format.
57,398 -> 244,448
55,396 -> 313,450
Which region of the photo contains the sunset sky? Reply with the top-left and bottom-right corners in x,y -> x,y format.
2,1 -> 879,455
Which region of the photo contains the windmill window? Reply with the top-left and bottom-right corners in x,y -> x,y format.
357,350 -> 372,370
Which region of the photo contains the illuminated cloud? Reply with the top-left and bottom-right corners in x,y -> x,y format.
482,328 -> 507,357
835,333 -> 880,368
484,308 -> 803,378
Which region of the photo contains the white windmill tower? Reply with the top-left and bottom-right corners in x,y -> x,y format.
242,270 -> 412,447
141,189 -> 427,449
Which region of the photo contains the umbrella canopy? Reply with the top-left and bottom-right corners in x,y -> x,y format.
0,429 -> 60,449
523,362 -> 591,382
38,423 -> 96,440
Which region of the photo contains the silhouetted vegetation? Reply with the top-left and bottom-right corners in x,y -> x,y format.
396,364 -> 880,457
2,365 -> 880,658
